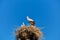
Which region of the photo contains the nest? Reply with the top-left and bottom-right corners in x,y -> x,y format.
15,26 -> 41,40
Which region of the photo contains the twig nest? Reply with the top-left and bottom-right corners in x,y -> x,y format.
15,26 -> 41,40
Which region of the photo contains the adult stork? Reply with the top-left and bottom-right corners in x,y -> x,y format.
26,16 -> 35,26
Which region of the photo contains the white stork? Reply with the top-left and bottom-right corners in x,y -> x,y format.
26,16 -> 35,26
21,22 -> 25,27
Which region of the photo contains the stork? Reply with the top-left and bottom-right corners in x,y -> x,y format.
21,22 -> 25,27
26,16 -> 35,26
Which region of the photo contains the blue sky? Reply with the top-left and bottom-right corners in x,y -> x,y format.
0,0 -> 60,40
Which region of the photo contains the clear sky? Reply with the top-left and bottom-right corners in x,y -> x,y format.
0,0 -> 60,40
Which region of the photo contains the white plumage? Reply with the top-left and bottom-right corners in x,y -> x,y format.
27,16 -> 34,21
21,22 -> 25,26
26,16 -> 35,25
